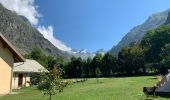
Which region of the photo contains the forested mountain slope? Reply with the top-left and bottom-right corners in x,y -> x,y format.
110,9 -> 170,55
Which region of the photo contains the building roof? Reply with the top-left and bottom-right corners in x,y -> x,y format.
13,59 -> 48,73
0,32 -> 25,62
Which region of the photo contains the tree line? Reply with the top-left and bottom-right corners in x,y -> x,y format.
63,44 -> 145,78
26,25 -> 170,78
63,25 -> 170,78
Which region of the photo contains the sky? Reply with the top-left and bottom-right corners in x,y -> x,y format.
1,0 -> 170,52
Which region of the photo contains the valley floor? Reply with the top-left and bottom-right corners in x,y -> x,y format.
0,76 -> 169,100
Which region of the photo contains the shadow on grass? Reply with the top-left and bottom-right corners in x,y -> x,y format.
145,98 -> 153,100
148,77 -> 157,80
144,96 -> 158,100
155,92 -> 170,98
96,81 -> 104,84
157,95 -> 170,98
145,96 -> 170,100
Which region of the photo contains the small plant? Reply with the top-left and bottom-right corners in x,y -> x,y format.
38,65 -> 65,100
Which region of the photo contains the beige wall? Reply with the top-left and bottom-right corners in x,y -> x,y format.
0,42 -> 14,67
12,73 -> 18,89
0,41 -> 14,94
12,73 -> 30,89
25,74 -> 30,87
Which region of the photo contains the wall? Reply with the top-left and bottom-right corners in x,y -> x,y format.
12,73 -> 30,89
12,73 -> 18,89
0,41 -> 14,94
25,74 -> 30,87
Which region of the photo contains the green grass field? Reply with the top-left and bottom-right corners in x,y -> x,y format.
0,76 -> 169,100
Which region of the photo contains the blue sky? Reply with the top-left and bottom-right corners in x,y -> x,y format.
2,0 -> 170,52
35,0 -> 170,52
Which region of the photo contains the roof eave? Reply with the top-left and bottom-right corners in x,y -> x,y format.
0,32 -> 25,62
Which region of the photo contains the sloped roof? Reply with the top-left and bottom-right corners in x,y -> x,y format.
14,59 -> 48,73
0,32 -> 25,62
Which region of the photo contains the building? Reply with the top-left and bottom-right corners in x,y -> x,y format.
12,59 -> 47,89
0,32 -> 25,94
155,73 -> 170,95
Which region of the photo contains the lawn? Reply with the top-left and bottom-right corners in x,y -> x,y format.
0,76 -> 169,100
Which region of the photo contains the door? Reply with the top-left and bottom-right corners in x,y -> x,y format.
18,74 -> 23,87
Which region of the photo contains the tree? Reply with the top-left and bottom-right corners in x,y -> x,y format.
140,25 -> 170,73
38,65 -> 65,100
101,53 -> 117,77
95,67 -> 101,83
46,56 -> 63,70
130,44 -> 145,74
159,44 -> 170,74
30,47 -> 43,60
141,25 -> 170,63
91,53 -> 103,77
25,48 -> 65,89
118,46 -> 129,74
65,57 -> 83,78
118,44 -> 145,75
161,44 -> 170,63
83,57 -> 92,77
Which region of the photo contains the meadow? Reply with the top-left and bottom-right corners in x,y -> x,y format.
0,76 -> 169,100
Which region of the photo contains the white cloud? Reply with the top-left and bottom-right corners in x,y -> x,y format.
0,0 -> 73,52
38,26 -> 72,52
0,0 -> 40,25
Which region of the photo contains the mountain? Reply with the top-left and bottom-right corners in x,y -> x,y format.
73,49 -> 95,59
165,12 -> 170,25
95,49 -> 106,55
0,4 -> 71,60
110,9 -> 170,55
71,49 -> 107,59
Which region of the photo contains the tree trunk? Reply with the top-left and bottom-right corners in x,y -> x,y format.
49,94 -> 52,100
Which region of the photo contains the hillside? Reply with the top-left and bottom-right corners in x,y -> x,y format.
110,9 -> 170,55
0,4 -> 71,60
165,12 -> 170,25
